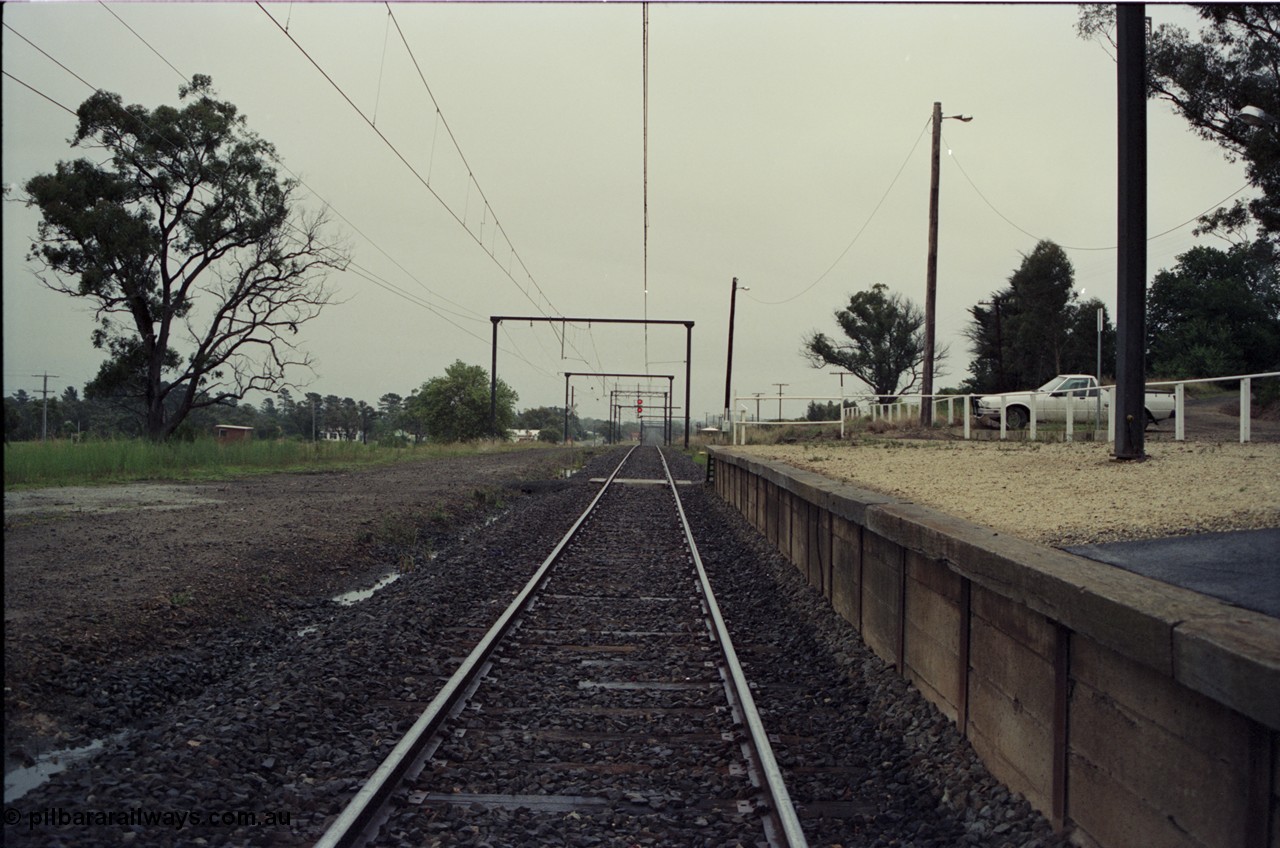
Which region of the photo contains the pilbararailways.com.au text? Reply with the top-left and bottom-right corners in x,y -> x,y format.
5,805 -> 292,832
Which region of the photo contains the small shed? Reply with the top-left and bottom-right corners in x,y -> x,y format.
214,424 -> 254,443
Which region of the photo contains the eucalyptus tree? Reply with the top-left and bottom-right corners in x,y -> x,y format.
1078,4 -> 1280,245
24,75 -> 349,441
802,283 -> 942,403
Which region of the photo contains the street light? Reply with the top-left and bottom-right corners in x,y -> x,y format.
723,277 -> 749,430
922,102 -> 972,427
1240,105 -> 1279,130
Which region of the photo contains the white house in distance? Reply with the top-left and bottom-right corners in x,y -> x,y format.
509,429 -> 541,442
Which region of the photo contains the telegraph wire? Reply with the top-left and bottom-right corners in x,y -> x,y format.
1,70 -> 77,117
3,23 -> 96,93
748,115 -> 933,306
97,3 -> 185,84
945,139 -> 1254,249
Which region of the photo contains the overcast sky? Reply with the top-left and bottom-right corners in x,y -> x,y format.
2,2 -> 1255,426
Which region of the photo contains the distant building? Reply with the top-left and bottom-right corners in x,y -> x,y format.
214,424 -> 253,443
318,428 -> 356,442
510,429 -> 541,442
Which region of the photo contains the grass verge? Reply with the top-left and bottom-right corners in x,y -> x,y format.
3,438 -> 549,489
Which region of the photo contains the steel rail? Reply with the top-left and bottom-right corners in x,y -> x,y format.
314,446 -> 639,848
658,449 -> 810,848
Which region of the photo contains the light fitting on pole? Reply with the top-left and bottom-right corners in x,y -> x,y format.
1240,105 -> 1279,129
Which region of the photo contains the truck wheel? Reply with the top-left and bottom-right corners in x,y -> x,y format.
1006,406 -> 1029,429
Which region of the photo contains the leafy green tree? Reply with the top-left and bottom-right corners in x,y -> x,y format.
802,283 -> 941,402
58,384 -> 84,438
407,360 -> 518,443
376,393 -> 403,435
1148,243 -> 1280,377
805,401 -> 842,421
356,400 -> 377,444
1008,241 -> 1074,382
1078,5 -> 1280,245
22,75 -> 348,441
965,241 -> 1114,392
256,396 -> 283,439
515,405 -> 584,441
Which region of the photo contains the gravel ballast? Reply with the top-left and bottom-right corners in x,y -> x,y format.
4,447 -> 1074,846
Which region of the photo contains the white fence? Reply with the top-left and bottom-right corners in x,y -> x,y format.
729,395 -> 852,445
732,372 -> 1278,445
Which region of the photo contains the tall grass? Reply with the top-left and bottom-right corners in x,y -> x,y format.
3,437 -> 537,489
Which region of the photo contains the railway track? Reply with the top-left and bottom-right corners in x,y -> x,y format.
316,445 -> 807,848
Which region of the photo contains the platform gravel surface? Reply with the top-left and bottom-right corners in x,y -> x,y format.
742,440 -> 1280,546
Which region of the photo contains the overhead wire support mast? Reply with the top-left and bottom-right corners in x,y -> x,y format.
491,316 -> 695,448
564,372 -> 675,447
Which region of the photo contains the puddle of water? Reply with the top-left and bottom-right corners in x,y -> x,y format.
331,572 -> 402,606
4,733 -> 126,803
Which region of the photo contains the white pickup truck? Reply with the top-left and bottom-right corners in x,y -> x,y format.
973,374 -> 1176,429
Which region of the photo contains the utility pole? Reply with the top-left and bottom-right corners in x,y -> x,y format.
751,392 -> 764,422
32,373 -> 59,442
724,277 -> 748,428
923,101 -> 942,427
772,383 -> 788,421
923,102 -> 971,427
1114,4 -> 1147,460
830,371 -> 854,416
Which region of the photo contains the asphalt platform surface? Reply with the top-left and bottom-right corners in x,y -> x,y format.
1065,528 -> 1280,619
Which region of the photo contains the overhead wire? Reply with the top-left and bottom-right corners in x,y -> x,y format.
642,2 -> 650,371
372,6 -> 391,127
748,115 -> 934,306
49,9 -> 486,326
944,136 -> 1254,249
346,262 -> 549,374
100,3 -> 564,375
383,5 -> 561,322
3,22 -> 97,92
4,16 -> 546,377
256,3 -> 556,328
1,69 -> 77,116
97,2 -> 186,84
384,3 -> 606,376
375,4 -> 608,376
